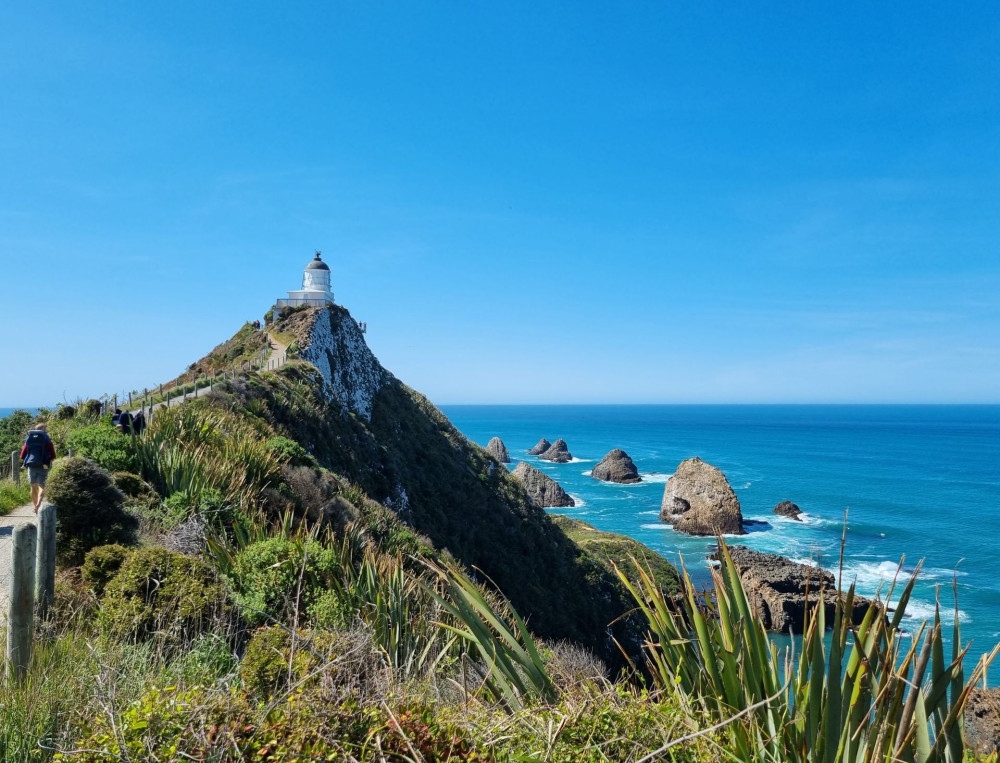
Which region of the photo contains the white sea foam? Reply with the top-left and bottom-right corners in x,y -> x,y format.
640,523 -> 673,530
639,472 -> 672,484
581,470 -> 592,477
569,495 -> 586,508
639,510 -> 660,516
903,599 -> 969,624
568,457 -> 592,463
740,481 -> 753,489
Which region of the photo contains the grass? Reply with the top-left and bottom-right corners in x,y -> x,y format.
0,479 -> 29,515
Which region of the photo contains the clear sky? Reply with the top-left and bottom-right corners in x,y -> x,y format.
2,3 -> 998,406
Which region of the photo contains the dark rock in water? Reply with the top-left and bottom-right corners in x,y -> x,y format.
486,437 -> 510,463
659,457 -> 744,535
592,449 -> 642,484
512,462 -> 575,508
966,688 -> 1000,757
528,438 -> 552,456
714,546 -> 874,634
539,439 -> 573,463
774,500 -> 803,521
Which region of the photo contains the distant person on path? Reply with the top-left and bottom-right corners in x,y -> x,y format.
117,409 -> 133,434
20,423 -> 56,513
112,407 -> 122,425
131,410 -> 145,436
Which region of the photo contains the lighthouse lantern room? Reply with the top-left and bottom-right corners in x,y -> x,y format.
276,251 -> 335,309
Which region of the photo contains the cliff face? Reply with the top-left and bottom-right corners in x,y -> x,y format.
231,306 -> 673,661
300,307 -> 390,421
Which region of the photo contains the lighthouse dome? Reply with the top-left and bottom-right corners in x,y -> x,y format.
305,252 -> 330,271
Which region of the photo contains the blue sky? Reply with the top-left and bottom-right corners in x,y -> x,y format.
1,3 -> 998,405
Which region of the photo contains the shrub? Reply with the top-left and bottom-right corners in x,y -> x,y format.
65,423 -> 138,473
81,544 -> 130,597
0,408 -> 32,460
112,471 -> 161,512
0,480 -> 30,516
240,625 -> 388,703
54,404 -> 76,420
226,537 -> 340,626
266,436 -> 316,468
45,457 -> 138,565
99,546 -> 229,645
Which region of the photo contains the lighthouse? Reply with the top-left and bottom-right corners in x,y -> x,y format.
276,251 -> 335,309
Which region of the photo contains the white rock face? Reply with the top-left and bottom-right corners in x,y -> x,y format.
301,307 -> 390,421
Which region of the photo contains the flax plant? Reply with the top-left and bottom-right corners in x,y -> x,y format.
424,562 -> 556,711
615,539 -> 999,762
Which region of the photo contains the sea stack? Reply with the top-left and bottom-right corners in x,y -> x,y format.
592,449 -> 642,484
538,439 -> 573,463
486,437 -> 510,463
773,500 -> 803,521
512,462 -> 575,508
528,438 -> 552,456
659,457 -> 744,535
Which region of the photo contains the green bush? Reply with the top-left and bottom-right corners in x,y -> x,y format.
45,457 -> 139,565
99,546 -> 229,645
0,480 -> 30,516
0,408 -> 32,461
112,471 -> 161,512
66,423 -> 138,473
226,537 -> 340,626
266,436 -> 316,467
81,544 -> 130,597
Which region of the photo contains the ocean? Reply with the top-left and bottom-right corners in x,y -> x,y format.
441,404 -> 1000,668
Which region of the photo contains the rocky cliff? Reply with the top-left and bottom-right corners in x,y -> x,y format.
539,439 -> 573,463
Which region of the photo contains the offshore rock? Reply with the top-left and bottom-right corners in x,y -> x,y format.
592,449 -> 642,484
539,439 -> 573,463
659,457 -> 744,535
774,500 -> 803,521
966,688 -> 1000,757
512,462 -> 575,508
528,438 -> 552,456
716,546 -> 872,634
486,437 -> 511,463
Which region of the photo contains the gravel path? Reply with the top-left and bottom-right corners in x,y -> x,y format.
0,503 -> 39,617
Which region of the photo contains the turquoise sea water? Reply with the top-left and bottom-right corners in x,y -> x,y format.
441,405 -> 1000,668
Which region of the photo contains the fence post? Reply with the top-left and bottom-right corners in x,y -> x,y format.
35,503 -> 56,618
10,451 -> 18,487
7,523 -> 37,679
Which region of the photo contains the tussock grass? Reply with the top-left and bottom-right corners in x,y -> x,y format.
0,479 -> 29,515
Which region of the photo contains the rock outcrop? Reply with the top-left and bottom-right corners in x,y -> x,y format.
528,438 -> 551,456
659,457 -> 744,535
592,449 -> 642,484
512,462 -> 575,508
716,546 -> 872,633
539,439 -> 573,463
773,500 -> 803,521
486,437 -> 510,463
966,688 -> 1000,757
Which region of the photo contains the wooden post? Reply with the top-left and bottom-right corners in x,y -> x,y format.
7,523 -> 37,679
35,503 -> 56,618
10,451 -> 18,487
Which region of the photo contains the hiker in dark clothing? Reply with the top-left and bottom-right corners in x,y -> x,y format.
117,410 -> 133,434
131,410 -> 145,436
112,407 -> 122,425
20,423 -> 56,512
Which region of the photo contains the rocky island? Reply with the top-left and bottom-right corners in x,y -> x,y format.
486,436 -> 510,463
659,456 -> 744,535
592,449 -> 642,483
538,438 -> 573,463
512,462 -> 575,507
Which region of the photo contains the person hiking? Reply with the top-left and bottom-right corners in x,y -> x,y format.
20,423 -> 56,512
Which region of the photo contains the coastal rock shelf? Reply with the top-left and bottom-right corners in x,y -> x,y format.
716,546 -> 872,634
592,449 -> 642,484
659,457 -> 744,535
512,462 -> 575,508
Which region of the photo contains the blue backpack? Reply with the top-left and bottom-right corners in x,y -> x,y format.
22,431 -> 50,467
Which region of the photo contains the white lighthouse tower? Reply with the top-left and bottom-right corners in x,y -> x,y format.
276,251 -> 335,309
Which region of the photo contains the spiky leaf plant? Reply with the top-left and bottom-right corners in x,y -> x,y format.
614,539 -> 999,763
